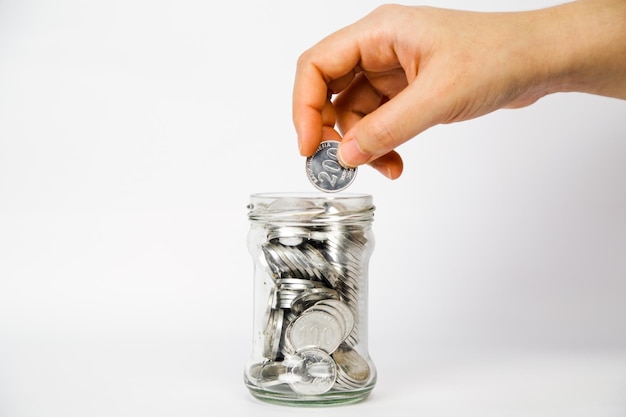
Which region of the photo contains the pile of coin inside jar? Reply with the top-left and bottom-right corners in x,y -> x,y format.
248,217 -> 372,395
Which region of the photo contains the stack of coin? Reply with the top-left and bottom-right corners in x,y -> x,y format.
254,211 -> 372,394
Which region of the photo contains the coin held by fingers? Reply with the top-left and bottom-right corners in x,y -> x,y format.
306,141 -> 358,192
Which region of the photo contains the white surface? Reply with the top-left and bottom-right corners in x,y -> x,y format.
1,0 -> 625,416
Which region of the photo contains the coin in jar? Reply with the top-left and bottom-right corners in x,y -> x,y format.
332,344 -> 371,387
288,348 -> 337,395
286,309 -> 344,354
306,141 -> 357,193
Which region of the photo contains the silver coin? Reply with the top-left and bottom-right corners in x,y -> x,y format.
263,308 -> 284,360
306,140 -> 357,193
288,348 -> 337,395
253,361 -> 289,387
315,299 -> 355,341
277,278 -> 320,288
332,344 -> 371,387
306,303 -> 347,344
286,309 -> 344,354
290,288 -> 339,315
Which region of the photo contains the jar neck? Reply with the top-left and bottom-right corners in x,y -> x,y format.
248,193 -> 374,226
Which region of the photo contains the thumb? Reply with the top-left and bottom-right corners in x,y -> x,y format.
338,82 -> 438,167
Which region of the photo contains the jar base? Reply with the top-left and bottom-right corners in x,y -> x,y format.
245,382 -> 375,407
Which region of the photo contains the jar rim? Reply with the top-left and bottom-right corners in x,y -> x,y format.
250,192 -> 372,200
248,192 -> 374,224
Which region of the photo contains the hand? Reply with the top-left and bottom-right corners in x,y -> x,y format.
292,1 -> 626,179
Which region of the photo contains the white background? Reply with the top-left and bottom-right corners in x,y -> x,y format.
1,0 -> 625,416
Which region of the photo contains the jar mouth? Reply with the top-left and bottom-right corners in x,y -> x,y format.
250,192 -> 372,201
248,192 -> 374,224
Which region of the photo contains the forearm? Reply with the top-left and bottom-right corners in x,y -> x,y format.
536,0 -> 626,99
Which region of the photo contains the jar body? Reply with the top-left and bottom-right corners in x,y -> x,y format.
244,193 -> 377,406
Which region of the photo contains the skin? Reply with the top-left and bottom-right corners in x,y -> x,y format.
292,0 -> 626,179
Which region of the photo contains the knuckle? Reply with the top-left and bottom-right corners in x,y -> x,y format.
362,118 -> 398,155
296,50 -> 311,70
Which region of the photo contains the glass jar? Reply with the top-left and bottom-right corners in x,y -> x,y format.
244,192 -> 377,406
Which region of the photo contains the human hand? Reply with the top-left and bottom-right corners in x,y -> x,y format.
292,1 -> 626,179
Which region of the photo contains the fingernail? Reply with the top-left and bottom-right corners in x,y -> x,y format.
297,136 -> 305,156
338,139 -> 371,168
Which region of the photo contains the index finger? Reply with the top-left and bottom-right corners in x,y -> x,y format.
292,28 -> 363,156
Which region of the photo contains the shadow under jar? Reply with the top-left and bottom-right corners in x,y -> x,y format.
244,192 -> 377,406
